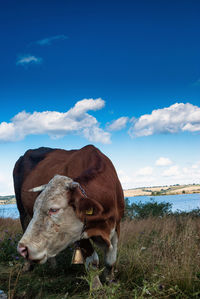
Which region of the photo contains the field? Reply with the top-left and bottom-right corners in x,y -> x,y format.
0,196 -> 16,205
1,214 -> 200,298
124,184 -> 200,197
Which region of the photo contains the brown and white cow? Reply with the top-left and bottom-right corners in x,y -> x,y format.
13,145 -> 124,285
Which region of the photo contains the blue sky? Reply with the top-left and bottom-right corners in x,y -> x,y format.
1,0 -> 200,194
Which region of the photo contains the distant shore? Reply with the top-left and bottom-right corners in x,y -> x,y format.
124,184 -> 200,197
0,184 -> 200,205
0,196 -> 16,205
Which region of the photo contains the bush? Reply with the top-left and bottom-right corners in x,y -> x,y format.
124,197 -> 172,219
0,231 -> 22,262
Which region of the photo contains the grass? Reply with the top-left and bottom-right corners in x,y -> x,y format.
1,215 -> 200,298
117,217 -> 200,298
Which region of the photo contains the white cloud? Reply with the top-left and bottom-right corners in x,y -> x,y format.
192,161 -> 200,169
182,165 -> 200,177
117,168 -> 156,189
67,98 -> 104,116
83,127 -> 110,144
107,117 -> 129,131
156,157 -> 173,166
117,159 -> 200,190
0,171 -> 14,195
138,166 -> 153,176
36,35 -> 68,46
129,103 -> 200,137
161,163 -> 200,184
16,54 -> 42,66
0,98 -> 111,144
117,170 -> 133,185
182,123 -> 200,132
162,165 -> 180,177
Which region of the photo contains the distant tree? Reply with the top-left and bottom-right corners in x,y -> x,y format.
123,197 -> 134,219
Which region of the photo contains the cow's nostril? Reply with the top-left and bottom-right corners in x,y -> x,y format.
18,243 -> 28,259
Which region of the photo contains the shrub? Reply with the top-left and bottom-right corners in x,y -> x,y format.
124,197 -> 172,219
0,231 -> 22,262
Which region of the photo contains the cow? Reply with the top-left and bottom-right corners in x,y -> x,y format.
13,145 -> 124,287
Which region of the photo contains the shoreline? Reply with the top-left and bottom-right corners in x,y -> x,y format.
0,198 -> 16,205
124,184 -> 200,197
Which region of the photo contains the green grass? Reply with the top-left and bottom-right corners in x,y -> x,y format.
1,215 -> 200,298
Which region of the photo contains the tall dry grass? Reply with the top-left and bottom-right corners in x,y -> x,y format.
1,215 -> 200,297
0,217 -> 21,239
117,216 -> 200,294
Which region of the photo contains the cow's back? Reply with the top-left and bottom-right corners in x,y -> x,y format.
14,145 -> 124,231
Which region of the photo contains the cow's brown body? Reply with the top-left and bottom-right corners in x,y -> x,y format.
13,145 -> 124,283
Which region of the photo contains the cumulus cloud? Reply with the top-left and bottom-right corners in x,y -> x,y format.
117,157 -> 200,190
118,158 -> 200,190
107,117 -> 129,131
0,170 -> 14,195
138,166 -> 153,176
35,35 -> 68,46
117,170 -> 133,185
16,54 -> 42,66
156,157 -> 173,166
192,161 -> 200,169
162,165 -> 180,177
0,98 -> 111,144
117,168 -> 156,189
161,163 -> 200,184
129,103 -> 200,137
83,126 -> 110,144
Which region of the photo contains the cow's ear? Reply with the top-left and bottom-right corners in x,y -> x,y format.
70,186 -> 103,218
76,196 -> 104,218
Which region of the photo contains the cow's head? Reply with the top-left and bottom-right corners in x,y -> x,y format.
17,175 -> 96,264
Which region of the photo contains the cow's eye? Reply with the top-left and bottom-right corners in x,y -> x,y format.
49,208 -> 59,215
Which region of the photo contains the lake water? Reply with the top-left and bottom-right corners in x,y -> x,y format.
0,204 -> 20,219
0,193 -> 200,218
128,193 -> 200,212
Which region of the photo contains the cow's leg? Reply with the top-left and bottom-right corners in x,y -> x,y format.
79,239 -> 102,289
104,230 -> 118,282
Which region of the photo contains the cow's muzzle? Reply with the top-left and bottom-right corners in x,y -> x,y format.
17,242 -> 47,263
17,243 -> 29,259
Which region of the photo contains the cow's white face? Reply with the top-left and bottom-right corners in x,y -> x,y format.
18,175 -> 84,264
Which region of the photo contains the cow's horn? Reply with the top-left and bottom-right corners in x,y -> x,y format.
28,184 -> 47,192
